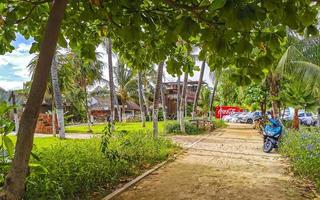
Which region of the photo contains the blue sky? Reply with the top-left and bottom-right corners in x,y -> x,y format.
0,34 -> 34,90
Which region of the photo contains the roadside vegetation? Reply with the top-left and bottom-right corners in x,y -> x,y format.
280,127 -> 320,191
2,131 -> 178,199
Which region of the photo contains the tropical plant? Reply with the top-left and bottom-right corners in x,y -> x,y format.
27,48 -> 74,138
192,60 -> 206,119
137,71 -> 146,127
153,62 -> 164,138
0,102 -> 15,183
114,62 -> 136,122
278,36 -> 320,126
280,79 -> 318,129
180,72 -> 188,133
70,53 -> 105,132
208,69 -> 221,119
102,38 -> 117,129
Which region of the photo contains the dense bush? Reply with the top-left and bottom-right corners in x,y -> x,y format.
279,127 -> 320,191
24,131 -> 177,199
165,122 -> 204,135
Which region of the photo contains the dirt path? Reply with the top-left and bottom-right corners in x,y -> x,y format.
113,123 -> 315,200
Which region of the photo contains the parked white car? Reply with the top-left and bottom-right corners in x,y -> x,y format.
229,113 -> 244,123
299,112 -> 317,126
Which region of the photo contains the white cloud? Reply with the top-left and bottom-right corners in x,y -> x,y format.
0,43 -> 33,90
0,80 -> 25,91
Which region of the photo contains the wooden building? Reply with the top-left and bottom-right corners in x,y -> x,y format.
163,80 -> 207,118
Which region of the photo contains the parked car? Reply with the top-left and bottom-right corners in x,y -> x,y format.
240,111 -> 261,124
230,112 -> 245,123
281,114 -> 293,121
299,112 -> 316,126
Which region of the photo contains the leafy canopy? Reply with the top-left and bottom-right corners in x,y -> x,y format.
0,0 -> 318,78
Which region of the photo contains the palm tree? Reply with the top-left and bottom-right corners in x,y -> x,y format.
192,60 -> 206,120
161,75 -> 167,122
27,48 -> 73,138
142,67 -> 157,121
176,76 -> 181,121
51,56 -> 65,138
281,80 -> 318,129
70,53 -> 104,132
103,38 -> 117,129
277,36 -> 320,126
208,69 -> 221,120
114,62 -> 135,122
137,71 -> 146,127
153,62 -> 164,138
180,72 -> 188,133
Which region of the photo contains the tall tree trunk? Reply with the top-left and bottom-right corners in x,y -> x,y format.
209,78 -> 219,120
176,76 -> 181,121
121,102 -> 126,122
268,73 -> 280,118
2,1 -> 67,199
51,56 -> 65,139
153,62 -> 164,138
293,108 -> 299,130
83,81 -> 92,133
107,38 -> 115,130
260,101 -> 266,118
261,94 -> 267,118
10,91 -> 19,135
115,95 -> 122,122
317,107 -> 320,127
137,71 -> 146,127
51,93 -> 56,137
192,60 -> 205,120
180,72 -> 188,133
142,82 -> 150,121
161,83 -> 167,122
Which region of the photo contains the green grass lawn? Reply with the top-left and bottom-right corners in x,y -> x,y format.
65,120 -> 173,134
9,136 -> 79,149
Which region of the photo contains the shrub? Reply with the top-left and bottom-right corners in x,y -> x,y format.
212,119 -> 227,128
279,127 -> 320,191
24,131 -> 177,199
165,122 -> 204,135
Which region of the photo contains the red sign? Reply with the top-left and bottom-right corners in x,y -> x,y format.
215,106 -> 243,118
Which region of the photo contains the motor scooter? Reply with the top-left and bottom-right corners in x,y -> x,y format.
259,117 -> 283,153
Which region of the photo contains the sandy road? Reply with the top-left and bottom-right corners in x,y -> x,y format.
113,123 -> 315,200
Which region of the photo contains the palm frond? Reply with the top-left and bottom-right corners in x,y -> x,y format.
277,36 -> 320,87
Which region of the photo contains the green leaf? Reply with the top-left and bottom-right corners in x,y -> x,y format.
198,49 -> 207,61
3,135 -> 14,159
58,34 -> 68,48
29,42 -> 39,53
209,0 -> 226,10
29,163 -> 48,174
31,152 -> 41,161
199,0 -> 211,7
